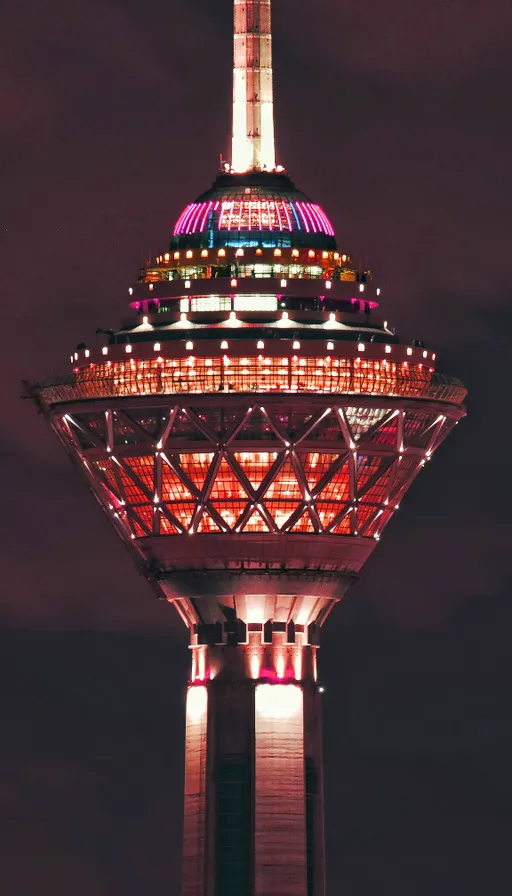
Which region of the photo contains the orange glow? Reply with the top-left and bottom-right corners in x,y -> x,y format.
36,356 -> 465,407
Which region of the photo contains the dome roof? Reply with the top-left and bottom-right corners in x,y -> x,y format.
170,171 -> 337,252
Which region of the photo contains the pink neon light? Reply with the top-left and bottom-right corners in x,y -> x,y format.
198,201 -> 213,233
309,205 -> 325,233
259,667 -> 297,683
177,204 -> 195,234
188,204 -> 205,233
227,200 -> 235,231
315,205 -> 334,236
282,201 -> 293,231
296,203 -> 310,233
178,204 -> 198,234
175,197 -> 335,235
265,200 -> 273,231
274,200 -> 284,231
173,204 -> 193,235
302,203 -> 318,233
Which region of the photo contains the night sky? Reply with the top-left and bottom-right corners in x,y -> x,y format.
2,0 -> 512,892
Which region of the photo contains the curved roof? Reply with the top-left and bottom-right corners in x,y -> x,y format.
170,171 -> 337,252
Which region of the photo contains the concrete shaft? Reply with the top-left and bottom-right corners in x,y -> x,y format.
182,641 -> 325,896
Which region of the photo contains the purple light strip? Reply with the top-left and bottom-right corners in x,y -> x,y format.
302,203 -> 318,233
295,203 -> 310,232
198,201 -> 213,233
227,200 -> 235,231
315,205 -> 335,236
173,204 -> 194,235
308,205 -> 325,233
218,201 -> 232,229
274,200 -> 284,231
282,201 -> 293,231
187,204 -> 203,233
178,204 -> 198,234
265,200 -> 273,231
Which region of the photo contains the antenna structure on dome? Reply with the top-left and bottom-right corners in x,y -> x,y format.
232,0 -> 276,172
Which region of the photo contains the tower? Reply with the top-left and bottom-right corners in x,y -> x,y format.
26,1 -> 466,894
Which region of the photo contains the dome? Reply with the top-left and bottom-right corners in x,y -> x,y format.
170,171 -> 337,252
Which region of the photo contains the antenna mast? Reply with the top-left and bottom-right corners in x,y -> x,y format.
232,0 -> 276,172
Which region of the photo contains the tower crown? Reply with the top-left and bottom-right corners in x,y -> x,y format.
171,171 -> 336,252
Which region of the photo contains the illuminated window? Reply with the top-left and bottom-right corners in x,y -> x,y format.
190,296 -> 230,312
234,296 -> 277,312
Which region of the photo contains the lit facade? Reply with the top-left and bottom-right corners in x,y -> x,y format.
26,1 -> 466,894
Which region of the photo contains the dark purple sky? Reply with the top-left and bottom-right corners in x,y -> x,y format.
1,0 -> 512,892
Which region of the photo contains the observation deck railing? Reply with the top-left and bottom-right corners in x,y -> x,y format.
31,357 -> 467,408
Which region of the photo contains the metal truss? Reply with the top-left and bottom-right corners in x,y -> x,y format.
54,397 -> 458,549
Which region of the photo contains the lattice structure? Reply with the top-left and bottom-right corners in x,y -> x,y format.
56,399 -> 456,547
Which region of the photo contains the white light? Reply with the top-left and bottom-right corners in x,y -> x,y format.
74,352 -> 78,361
327,341 -> 334,351
359,283 -> 365,292
128,287 -> 133,296
84,349 -> 90,358
423,350 -> 428,358
154,342 -> 161,351
185,280 -> 191,289
385,345 -> 391,353
318,687 -> 325,694
384,320 -> 388,328
280,279 -> 287,287
376,288 -> 381,296
181,312 -> 188,321
236,248 -> 244,257
231,278 -> 238,287
186,685 -> 208,722
102,346 -> 108,355
293,340 -> 300,350
329,312 -> 336,322
255,684 -> 302,720
186,341 -> 193,351
230,311 -> 237,320
281,311 -> 289,320
325,281 -> 332,289
221,340 -> 229,350
257,340 -> 265,349
125,344 -> 132,353
407,347 -> 413,356
357,343 -> 365,352
143,315 -> 149,325
149,283 -> 154,291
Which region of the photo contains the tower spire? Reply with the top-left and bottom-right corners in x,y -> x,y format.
232,0 -> 276,172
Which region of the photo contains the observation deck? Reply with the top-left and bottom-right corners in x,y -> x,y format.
27,168 -> 466,626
